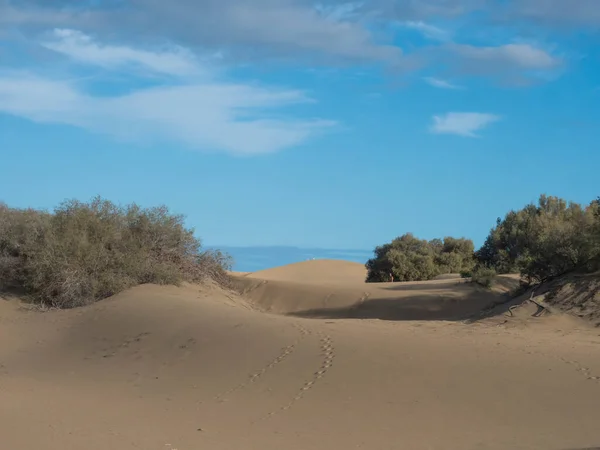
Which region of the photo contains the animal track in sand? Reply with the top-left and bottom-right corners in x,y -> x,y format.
558,356 -> 600,383
518,346 -> 600,384
179,337 -> 196,350
213,323 -> 311,402
175,337 -> 197,362
257,331 -> 335,422
97,332 -> 151,359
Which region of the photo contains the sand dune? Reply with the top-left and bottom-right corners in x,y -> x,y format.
235,260 -> 519,320
2,261 -> 600,450
234,274 -> 515,320
245,259 -> 367,284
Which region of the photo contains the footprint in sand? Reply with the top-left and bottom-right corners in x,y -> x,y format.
213,323 -> 311,402
257,331 -> 335,422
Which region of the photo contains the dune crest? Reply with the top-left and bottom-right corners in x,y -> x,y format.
245,259 -> 367,284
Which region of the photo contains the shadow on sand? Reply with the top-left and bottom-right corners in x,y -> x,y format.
379,281 -> 468,293
288,289 -> 511,322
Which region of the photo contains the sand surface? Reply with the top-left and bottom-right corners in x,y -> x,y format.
2,259 -> 600,450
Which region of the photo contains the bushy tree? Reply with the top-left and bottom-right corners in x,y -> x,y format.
476,195 -> 600,283
367,194 -> 600,285
435,237 -> 475,274
366,233 -> 475,282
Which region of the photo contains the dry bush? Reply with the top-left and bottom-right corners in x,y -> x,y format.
0,197 -> 232,308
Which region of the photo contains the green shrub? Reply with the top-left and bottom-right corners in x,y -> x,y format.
470,267 -> 497,289
365,233 -> 475,283
0,197 -> 232,308
476,195 -> 600,284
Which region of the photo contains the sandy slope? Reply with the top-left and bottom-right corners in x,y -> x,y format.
245,259 -> 368,284
2,260 -> 600,450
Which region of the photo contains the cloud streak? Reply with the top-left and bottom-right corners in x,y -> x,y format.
2,0 -> 403,65
434,43 -> 562,84
0,0 -> 575,84
430,112 -> 500,137
507,0 -> 600,28
0,27 -> 340,155
41,29 -> 203,77
0,71 -> 335,155
449,43 -> 560,70
424,76 -> 463,89
400,21 -> 449,41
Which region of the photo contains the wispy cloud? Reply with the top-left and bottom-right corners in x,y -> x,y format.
507,0 -> 600,28
449,43 -> 560,70
400,21 -> 449,41
0,0 -> 578,85
430,112 -> 500,137
0,30 -> 336,155
314,2 -> 364,22
437,43 -> 562,84
41,29 -> 203,77
0,0 -> 403,65
423,76 -> 463,89
0,71 -> 336,155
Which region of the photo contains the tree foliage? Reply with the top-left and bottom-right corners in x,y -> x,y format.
476,195 -> 600,283
366,194 -> 600,286
365,233 -> 475,282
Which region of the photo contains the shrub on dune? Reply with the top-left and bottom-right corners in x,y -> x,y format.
365,194 -> 600,287
365,233 -> 475,282
0,197 -> 232,308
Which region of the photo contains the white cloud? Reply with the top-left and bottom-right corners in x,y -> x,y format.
0,1 -> 405,65
0,1 -> 575,85
449,43 -> 560,70
401,21 -> 449,41
423,76 -> 463,89
0,70 -> 335,155
430,112 -> 500,137
314,2 -> 364,22
0,28 -> 339,156
42,29 -> 202,77
434,43 -> 562,84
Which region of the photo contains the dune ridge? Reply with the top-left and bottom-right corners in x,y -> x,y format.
245,259 -> 368,284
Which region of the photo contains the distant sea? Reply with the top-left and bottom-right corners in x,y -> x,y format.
206,246 -> 373,272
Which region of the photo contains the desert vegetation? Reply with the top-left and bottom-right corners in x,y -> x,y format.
0,196 -> 232,308
476,194 -> 600,283
366,194 -> 600,286
365,234 -> 475,282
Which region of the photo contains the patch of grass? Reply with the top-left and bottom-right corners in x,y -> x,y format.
0,197 -> 232,308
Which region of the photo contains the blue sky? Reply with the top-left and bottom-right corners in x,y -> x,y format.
1,0 -> 599,270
